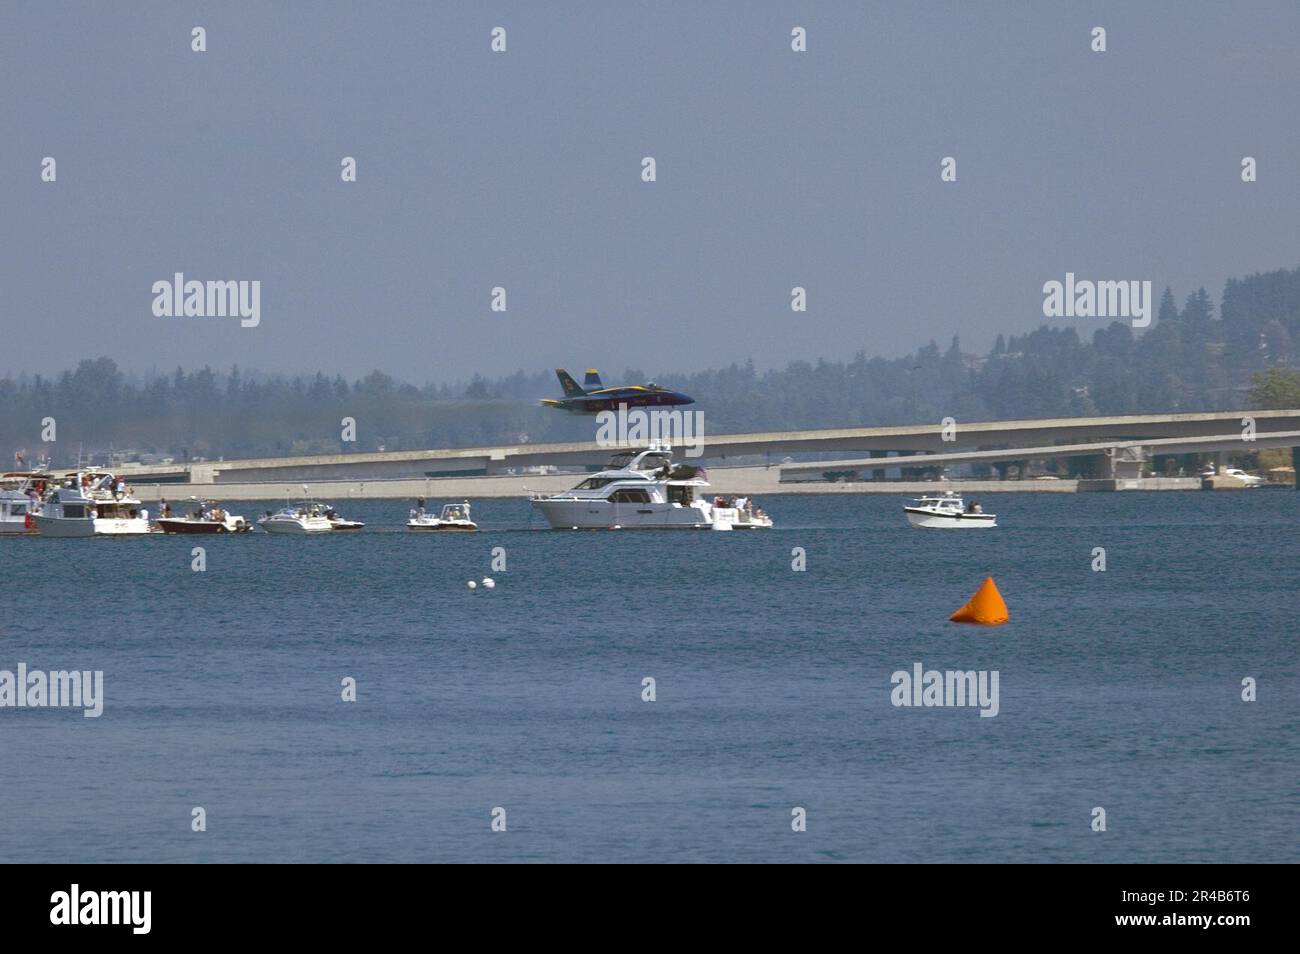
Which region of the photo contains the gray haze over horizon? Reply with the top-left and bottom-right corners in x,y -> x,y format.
4,1 -> 1300,385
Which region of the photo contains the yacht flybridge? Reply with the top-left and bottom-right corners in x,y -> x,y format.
530,443 -> 773,530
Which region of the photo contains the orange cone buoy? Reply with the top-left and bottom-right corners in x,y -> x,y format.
949,576 -> 1009,625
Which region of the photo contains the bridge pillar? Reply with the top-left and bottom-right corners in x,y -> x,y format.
1293,447 -> 1300,489
870,450 -> 886,480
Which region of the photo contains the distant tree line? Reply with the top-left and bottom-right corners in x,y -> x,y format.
4,265 -> 1300,465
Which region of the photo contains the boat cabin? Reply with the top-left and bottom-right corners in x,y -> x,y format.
441,502 -> 471,521
916,494 -> 964,512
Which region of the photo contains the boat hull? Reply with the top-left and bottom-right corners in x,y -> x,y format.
532,499 -> 712,529
407,522 -> 477,532
33,515 -> 153,537
710,506 -> 773,530
904,508 -> 996,529
260,518 -> 333,534
157,518 -> 250,534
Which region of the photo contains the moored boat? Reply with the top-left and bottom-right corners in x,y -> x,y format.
32,471 -> 154,537
0,472 -> 51,535
530,443 -> 773,530
156,498 -> 253,534
408,499 -> 478,531
258,503 -> 334,534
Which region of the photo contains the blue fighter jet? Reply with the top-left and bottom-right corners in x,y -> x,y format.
539,369 -> 695,413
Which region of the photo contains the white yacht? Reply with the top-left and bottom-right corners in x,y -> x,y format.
0,472 -> 50,534
903,492 -> 996,529
408,500 -> 478,531
32,471 -> 154,537
530,444 -> 773,530
258,503 -> 334,534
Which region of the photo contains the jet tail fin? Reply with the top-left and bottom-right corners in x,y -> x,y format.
583,369 -> 604,391
555,369 -> 586,397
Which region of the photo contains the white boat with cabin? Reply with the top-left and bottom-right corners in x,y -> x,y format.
0,472 -> 51,534
258,503 -> 334,534
530,444 -> 773,530
903,492 -> 996,529
32,471 -> 154,537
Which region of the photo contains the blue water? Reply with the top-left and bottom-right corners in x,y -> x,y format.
1,492 -> 1296,863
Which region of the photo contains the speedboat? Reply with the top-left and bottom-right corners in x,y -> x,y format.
32,471 -> 155,537
530,443 -> 774,530
408,500 -> 478,531
0,472 -> 50,534
258,504 -> 334,534
320,504 -> 365,531
157,498 -> 253,534
903,492 -> 996,529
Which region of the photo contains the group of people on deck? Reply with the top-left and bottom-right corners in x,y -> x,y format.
158,498 -> 225,522
712,495 -> 766,520
73,473 -> 131,500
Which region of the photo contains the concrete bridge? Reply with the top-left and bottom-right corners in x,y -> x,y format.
114,408 -> 1300,488
779,428 -> 1300,482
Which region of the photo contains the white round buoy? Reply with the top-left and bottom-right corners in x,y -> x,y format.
482,577 -> 496,589
466,580 -> 477,590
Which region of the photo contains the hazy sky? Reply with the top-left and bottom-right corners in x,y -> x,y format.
4,1 -> 1300,384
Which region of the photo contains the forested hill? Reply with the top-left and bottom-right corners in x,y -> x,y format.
4,266 -> 1300,464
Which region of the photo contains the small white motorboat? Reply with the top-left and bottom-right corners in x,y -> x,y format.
408,500 -> 478,531
903,492 -> 996,529
258,504 -> 334,534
